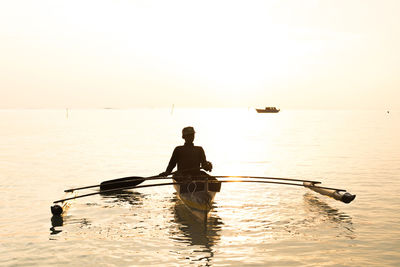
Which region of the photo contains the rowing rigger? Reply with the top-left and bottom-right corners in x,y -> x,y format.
51,175 -> 356,216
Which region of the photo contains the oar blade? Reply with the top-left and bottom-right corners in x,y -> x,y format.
100,176 -> 145,191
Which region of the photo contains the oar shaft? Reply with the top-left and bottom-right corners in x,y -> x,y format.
55,182 -> 180,203
64,184 -> 103,192
213,175 -> 321,184
217,180 -> 345,191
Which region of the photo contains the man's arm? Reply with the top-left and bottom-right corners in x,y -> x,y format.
159,147 -> 178,177
199,147 -> 213,172
166,147 -> 179,173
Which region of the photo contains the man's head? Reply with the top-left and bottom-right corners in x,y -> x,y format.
182,126 -> 195,142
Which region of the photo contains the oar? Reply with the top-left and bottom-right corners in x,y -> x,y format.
63,167 -> 208,193
64,176 -> 150,192
64,172 -> 177,193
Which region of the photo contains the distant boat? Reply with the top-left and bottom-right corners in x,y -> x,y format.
255,107 -> 280,113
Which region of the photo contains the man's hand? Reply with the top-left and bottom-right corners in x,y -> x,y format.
158,171 -> 171,177
203,161 -> 213,172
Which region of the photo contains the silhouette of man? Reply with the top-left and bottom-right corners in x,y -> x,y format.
159,126 -> 212,178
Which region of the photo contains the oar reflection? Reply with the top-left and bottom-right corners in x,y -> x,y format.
99,189 -> 146,207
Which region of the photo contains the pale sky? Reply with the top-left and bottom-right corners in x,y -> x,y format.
0,0 -> 399,109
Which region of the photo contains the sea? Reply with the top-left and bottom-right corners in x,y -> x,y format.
0,108 -> 399,266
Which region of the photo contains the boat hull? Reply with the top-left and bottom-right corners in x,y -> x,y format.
173,178 -> 220,221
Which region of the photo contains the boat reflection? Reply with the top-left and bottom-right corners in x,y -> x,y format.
169,195 -> 223,265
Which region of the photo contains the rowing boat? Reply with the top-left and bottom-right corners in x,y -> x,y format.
173,175 -> 221,221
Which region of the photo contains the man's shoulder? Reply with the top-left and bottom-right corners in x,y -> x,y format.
194,145 -> 204,151
175,145 -> 203,150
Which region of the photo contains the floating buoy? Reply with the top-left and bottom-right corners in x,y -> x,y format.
51,205 -> 63,216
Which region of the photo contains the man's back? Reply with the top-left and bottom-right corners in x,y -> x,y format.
166,143 -> 206,174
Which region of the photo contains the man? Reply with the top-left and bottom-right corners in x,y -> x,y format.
159,126 -> 212,178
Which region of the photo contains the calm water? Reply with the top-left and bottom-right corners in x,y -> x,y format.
0,108 -> 399,266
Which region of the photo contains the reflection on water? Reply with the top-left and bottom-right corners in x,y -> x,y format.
169,195 -> 223,266
100,189 -> 146,207
5,108 -> 399,266
49,187 -> 355,246
50,190 -> 146,236
50,215 -> 63,235
303,193 -> 355,239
